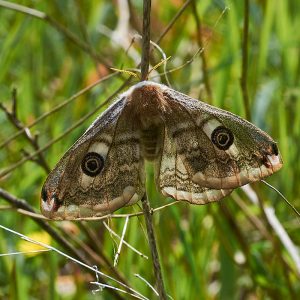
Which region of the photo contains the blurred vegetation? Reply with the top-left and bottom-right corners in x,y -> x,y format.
0,0 -> 300,299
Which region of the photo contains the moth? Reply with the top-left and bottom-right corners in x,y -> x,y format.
41,81 -> 282,219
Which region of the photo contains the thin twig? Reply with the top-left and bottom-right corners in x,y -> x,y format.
140,2 -> 167,297
0,89 -> 50,173
262,180 -> 300,218
155,0 -> 192,45
240,0 -> 251,120
149,47 -> 204,80
0,249 -> 51,257
13,200 -> 181,222
140,0 -> 152,80
142,195 -> 167,300
103,221 -> 148,259
114,216 -> 129,266
134,273 -> 159,296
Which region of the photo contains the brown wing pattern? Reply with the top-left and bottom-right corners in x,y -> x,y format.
41,97 -> 145,219
157,124 -> 232,205
160,87 -> 282,190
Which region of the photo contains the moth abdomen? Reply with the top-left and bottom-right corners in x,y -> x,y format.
140,124 -> 164,160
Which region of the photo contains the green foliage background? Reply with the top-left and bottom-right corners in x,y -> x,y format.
0,0 -> 299,299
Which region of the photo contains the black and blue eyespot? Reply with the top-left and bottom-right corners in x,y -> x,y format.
211,126 -> 234,150
81,152 -> 104,177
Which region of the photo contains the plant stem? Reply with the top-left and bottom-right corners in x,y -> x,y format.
142,195 -> 167,299
141,0 -> 152,80
140,1 -> 167,298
